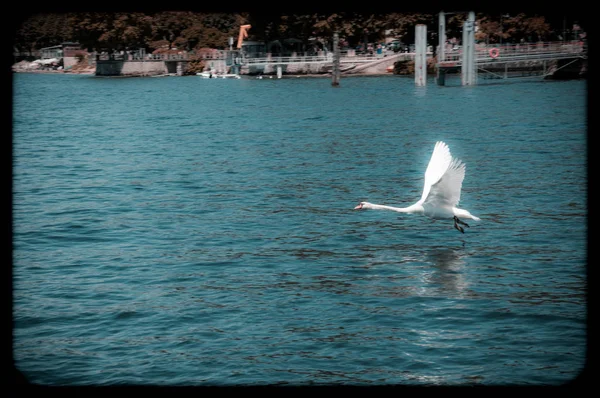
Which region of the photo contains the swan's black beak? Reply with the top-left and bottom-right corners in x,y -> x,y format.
354,203 -> 363,210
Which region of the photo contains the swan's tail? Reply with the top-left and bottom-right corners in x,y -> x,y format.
455,208 -> 480,221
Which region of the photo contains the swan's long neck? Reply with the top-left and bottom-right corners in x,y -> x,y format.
367,203 -> 423,214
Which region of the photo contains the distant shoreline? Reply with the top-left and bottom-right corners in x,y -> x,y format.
13,70 -> 95,75
12,69 -> 396,78
12,67 -> 95,75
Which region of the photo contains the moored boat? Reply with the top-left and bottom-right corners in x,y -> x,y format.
197,71 -> 241,79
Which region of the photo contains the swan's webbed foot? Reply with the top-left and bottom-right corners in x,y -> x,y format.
454,216 -> 470,228
454,221 -> 464,233
453,216 -> 469,233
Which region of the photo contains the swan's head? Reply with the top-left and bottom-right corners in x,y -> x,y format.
354,201 -> 373,210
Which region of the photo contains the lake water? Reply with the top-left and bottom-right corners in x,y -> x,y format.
12,73 -> 587,386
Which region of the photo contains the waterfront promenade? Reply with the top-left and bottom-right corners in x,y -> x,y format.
13,40 -> 585,79
90,49 -> 428,76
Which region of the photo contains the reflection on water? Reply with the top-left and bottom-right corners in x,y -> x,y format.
361,242 -> 470,299
424,246 -> 469,297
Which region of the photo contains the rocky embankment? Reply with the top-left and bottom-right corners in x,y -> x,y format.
12,60 -> 95,74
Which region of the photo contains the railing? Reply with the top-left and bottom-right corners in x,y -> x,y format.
244,54 -> 333,65
96,51 -> 227,61
242,51 -> 428,66
339,50 -> 410,62
342,52 -> 428,63
440,41 -> 585,64
94,48 -> 431,66
146,53 -> 191,61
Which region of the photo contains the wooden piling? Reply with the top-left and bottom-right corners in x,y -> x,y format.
332,32 -> 340,86
461,11 -> 477,85
438,12 -> 446,64
415,24 -> 427,86
437,68 -> 446,86
436,12 -> 446,86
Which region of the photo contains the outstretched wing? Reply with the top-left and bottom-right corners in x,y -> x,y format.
417,141 -> 453,205
423,157 -> 466,208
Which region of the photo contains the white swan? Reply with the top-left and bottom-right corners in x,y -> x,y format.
354,141 -> 480,233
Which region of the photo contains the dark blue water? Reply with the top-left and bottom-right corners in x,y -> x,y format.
12,73 -> 587,385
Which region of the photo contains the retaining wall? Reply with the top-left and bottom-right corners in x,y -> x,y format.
95,60 -> 168,76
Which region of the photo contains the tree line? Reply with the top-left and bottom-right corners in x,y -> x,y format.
12,11 -> 584,54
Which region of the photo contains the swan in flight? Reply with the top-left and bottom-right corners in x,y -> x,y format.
354,141 -> 480,233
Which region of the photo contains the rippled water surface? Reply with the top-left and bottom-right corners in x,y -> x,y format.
13,73 -> 587,385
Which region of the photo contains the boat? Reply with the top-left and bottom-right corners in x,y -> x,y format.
151,73 -> 177,77
197,71 -> 241,79
216,74 -> 241,79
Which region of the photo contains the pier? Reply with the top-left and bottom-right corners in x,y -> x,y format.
436,11 -> 587,86
94,47 -> 428,77
239,50 -> 429,77
241,51 -> 419,70
436,40 -> 586,85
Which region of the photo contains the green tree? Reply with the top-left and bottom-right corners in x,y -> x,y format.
380,12 -> 433,45
475,16 -> 505,43
14,13 -> 74,52
96,13 -> 153,50
192,13 -> 248,49
68,12 -> 114,51
10,10 -> 574,56
148,11 -> 196,49
277,14 -> 316,41
501,14 -> 551,43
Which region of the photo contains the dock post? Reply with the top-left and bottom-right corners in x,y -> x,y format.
543,60 -> 546,75
469,11 -> 476,84
332,31 -> 341,86
437,68 -> 446,86
461,11 -> 477,85
438,11 -> 446,64
436,11 -> 446,86
415,24 -> 427,86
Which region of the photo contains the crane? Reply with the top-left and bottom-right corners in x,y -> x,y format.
237,25 -> 251,49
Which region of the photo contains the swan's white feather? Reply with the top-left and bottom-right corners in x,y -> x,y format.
423,157 -> 466,208
417,141 -> 453,205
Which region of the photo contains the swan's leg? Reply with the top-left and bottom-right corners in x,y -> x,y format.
454,216 -> 470,228
453,217 -> 465,233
